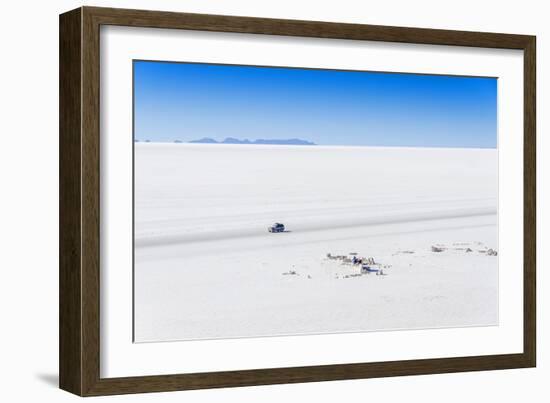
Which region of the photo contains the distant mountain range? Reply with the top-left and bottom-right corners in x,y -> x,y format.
188,137 -> 316,146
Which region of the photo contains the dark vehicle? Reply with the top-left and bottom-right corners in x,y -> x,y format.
268,223 -> 285,233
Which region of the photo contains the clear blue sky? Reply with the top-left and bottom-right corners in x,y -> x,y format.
134,60 -> 497,148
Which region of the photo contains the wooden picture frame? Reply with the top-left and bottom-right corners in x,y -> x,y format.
59,6 -> 536,396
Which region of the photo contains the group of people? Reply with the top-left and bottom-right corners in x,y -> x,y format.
351,256 -> 375,266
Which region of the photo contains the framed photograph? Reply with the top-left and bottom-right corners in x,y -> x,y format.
59,6 -> 536,396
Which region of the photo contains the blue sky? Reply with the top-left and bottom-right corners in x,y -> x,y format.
134,60 -> 497,148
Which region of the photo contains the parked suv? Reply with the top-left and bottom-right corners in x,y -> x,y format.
268,223 -> 285,233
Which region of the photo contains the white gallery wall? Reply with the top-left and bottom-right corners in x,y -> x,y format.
0,0 -> 546,402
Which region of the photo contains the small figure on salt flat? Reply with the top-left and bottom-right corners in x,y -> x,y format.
268,223 -> 285,233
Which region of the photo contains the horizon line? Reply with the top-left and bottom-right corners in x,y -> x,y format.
133,139 -> 497,150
